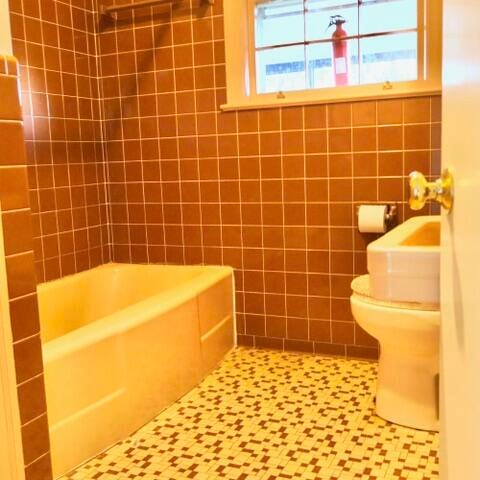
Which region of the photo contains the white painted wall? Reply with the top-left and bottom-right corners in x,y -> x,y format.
0,0 -> 12,55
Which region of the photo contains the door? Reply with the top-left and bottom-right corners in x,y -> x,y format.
440,0 -> 480,478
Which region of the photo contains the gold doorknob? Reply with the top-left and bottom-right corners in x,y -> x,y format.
409,169 -> 454,211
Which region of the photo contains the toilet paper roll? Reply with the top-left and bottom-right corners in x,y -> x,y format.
358,205 -> 388,233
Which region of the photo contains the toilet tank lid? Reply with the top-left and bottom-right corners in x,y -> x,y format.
351,275 -> 439,312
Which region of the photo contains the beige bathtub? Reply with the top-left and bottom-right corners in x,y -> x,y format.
38,263 -> 235,478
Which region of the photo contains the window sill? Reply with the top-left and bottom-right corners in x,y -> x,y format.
221,82 -> 442,112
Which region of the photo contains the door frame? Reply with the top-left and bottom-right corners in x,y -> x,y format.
0,212 -> 25,480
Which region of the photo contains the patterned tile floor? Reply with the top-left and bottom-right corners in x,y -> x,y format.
63,348 -> 439,480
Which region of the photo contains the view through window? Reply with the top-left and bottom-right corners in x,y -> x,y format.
255,0 -> 419,94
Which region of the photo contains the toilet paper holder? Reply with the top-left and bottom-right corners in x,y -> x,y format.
356,204 -> 398,231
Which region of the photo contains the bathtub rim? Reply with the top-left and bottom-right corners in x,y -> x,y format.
40,263 -> 234,363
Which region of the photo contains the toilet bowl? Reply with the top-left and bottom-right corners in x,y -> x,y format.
350,275 -> 440,432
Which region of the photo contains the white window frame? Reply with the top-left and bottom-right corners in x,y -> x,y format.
222,0 -> 442,111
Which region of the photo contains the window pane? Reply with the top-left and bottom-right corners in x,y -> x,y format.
306,42 -> 335,89
359,32 -> 418,84
256,45 -> 307,93
256,0 -> 305,48
254,0 -> 421,94
307,39 -> 359,88
306,0 -> 358,41
360,0 -> 417,35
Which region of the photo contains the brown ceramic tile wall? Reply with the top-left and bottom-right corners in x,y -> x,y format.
7,0 -> 442,359
96,0 -> 441,359
0,56 -> 52,480
9,0 -> 111,282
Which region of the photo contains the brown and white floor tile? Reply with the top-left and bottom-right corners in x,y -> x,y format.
63,348 -> 439,480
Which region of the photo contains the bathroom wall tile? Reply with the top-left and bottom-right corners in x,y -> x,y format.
284,338 -> 314,353
432,96 -> 442,122
21,414 -> 50,465
304,105 -> 327,129
309,319 -> 331,343
378,126 -> 403,151
353,152 -> 377,177
237,334 -> 254,347
259,109 -> 280,131
328,103 -> 351,127
352,101 -> 376,126
9,293 -> 41,341
245,314 -> 266,336
5,251 -> 37,299
314,342 -> 346,357
353,127 -> 377,152
332,321 -> 355,344
0,121 -> 27,165
25,453 -> 53,480
13,334 -> 44,384
0,167 -> 30,210
405,124 -> 431,150
255,336 -> 284,350
287,317 -> 309,340
11,1 -> 110,283
17,375 -> 48,425
404,98 -> 431,124
0,76 -> 22,120
377,99 -> 403,125
379,178 -> 404,202
328,128 -> 352,153
265,314 -> 286,337
379,152 -> 403,176
353,178 -> 377,202
2,209 -> 34,255
346,345 -> 379,360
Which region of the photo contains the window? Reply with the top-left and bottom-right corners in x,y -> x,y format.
222,0 -> 442,110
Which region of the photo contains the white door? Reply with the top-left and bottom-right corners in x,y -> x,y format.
440,0 -> 480,478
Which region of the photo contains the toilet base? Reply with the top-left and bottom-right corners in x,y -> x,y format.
375,348 -> 439,432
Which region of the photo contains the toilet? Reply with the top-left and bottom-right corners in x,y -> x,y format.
350,275 -> 440,432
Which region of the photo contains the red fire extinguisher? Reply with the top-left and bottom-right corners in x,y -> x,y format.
328,15 -> 349,86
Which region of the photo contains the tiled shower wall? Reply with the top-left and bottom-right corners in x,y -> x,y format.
97,0 -> 441,358
9,0 -> 441,358
9,0 -> 110,282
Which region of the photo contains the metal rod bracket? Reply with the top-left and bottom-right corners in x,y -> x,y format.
100,0 -> 214,19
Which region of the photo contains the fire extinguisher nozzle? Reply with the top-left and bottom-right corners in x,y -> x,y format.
327,15 -> 347,29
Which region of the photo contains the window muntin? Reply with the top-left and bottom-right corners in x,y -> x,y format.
254,0 -> 421,95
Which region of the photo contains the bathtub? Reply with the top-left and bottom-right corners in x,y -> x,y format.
38,263 -> 235,478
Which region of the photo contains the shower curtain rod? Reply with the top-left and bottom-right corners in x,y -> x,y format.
100,0 -> 214,18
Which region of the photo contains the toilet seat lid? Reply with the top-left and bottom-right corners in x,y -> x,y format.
351,275 -> 440,312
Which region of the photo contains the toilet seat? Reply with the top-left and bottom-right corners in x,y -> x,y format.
351,275 -> 439,312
